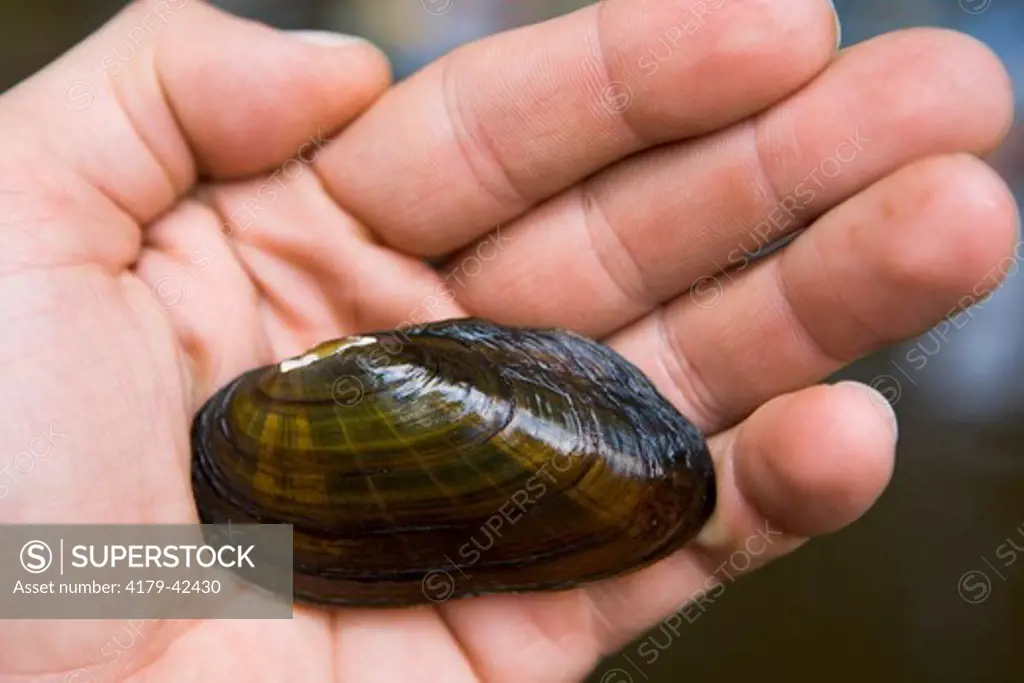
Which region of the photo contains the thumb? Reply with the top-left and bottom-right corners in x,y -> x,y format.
0,0 -> 390,224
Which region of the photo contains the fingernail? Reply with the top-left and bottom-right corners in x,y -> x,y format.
285,30 -> 369,47
828,0 -> 843,49
695,507 -> 730,549
840,380 -> 899,440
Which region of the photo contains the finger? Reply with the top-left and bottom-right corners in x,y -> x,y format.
609,152 -> 1019,433
315,0 -> 839,256
582,381 -> 898,657
441,381 -> 897,683
332,607 -> 479,683
0,1 -> 389,230
446,28 -> 1015,336
137,170 -> 470,401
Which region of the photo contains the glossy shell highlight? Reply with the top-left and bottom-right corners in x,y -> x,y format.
191,318 -> 715,606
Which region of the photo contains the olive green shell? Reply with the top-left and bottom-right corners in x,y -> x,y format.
191,318 -> 715,606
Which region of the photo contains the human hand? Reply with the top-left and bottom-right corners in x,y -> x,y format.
0,1 -> 1017,682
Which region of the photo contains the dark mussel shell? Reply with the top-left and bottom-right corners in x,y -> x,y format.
191,318 -> 715,606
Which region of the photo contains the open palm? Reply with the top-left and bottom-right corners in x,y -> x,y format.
0,2 -> 1017,682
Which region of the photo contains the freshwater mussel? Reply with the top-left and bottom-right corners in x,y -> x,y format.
190,318 -> 716,606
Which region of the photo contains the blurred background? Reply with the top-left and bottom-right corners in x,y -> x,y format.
1,0 -> 1022,681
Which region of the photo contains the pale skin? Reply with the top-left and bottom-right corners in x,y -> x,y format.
0,1 -> 1018,681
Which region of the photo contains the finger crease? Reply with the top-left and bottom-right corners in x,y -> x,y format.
100,45 -> 193,224
577,182 -> 657,310
436,606 -> 486,683
591,0 -> 647,147
141,48 -> 192,198
440,53 -> 530,213
654,305 -> 722,430
772,259 -> 851,368
745,119 -> 797,244
581,583 -> 631,656
800,234 -> 890,355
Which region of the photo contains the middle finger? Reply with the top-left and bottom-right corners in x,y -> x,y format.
446,29 -> 1013,336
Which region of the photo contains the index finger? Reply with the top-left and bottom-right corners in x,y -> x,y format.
0,2 -> 389,227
